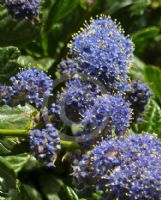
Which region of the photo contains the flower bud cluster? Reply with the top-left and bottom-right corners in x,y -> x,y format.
126,80 -> 151,122
1,68 -> 53,108
4,0 -> 41,20
29,124 -> 61,167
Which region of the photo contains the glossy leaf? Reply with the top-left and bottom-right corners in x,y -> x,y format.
132,27 -> 160,54
144,65 -> 161,102
45,0 -> 80,31
39,174 -> 63,200
62,186 -> 79,200
128,56 -> 146,81
0,10 -> 40,47
18,56 -> 55,71
130,0 -> 151,16
0,46 -> 21,82
0,156 -> 16,198
16,180 -> 42,200
0,104 -> 37,130
133,99 -> 161,138
106,0 -> 132,14
1,153 -> 30,175
0,138 -> 19,156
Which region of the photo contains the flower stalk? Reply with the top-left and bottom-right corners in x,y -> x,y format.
0,128 -> 79,150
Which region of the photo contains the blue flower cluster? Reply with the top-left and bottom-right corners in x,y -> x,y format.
82,95 -> 132,135
0,15 -> 153,179
55,16 -> 134,134
4,0 -> 41,20
58,59 -> 78,75
50,103 -> 61,118
68,15 -> 134,94
126,80 -> 151,122
57,78 -> 102,123
29,124 -> 61,167
73,134 -> 161,199
1,68 -> 53,108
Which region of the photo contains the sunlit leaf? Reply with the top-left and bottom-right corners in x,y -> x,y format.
0,104 -> 37,130
133,99 -> 161,138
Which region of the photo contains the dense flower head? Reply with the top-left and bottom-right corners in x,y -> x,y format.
50,103 -> 61,118
48,103 -> 62,129
125,80 -> 151,121
82,94 -> 132,136
68,15 -> 134,94
1,68 -> 53,108
73,134 -> 161,199
57,77 -> 102,123
58,59 -> 79,75
29,124 -> 61,167
4,0 -> 41,20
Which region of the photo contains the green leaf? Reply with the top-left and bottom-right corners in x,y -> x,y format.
60,186 -> 79,200
132,27 -> 160,41
58,184 -> 80,200
46,194 -> 61,200
132,27 -> 160,55
18,56 -> 55,71
133,99 -> 161,138
0,46 -> 21,82
144,65 -> 161,102
39,174 -> 63,200
0,104 -> 37,130
80,0 -> 89,10
130,0 -> 151,16
128,56 -> 146,81
45,0 -> 79,31
0,10 -> 40,47
129,59 -> 161,102
0,156 -> 16,198
106,0 -> 132,14
1,153 -> 30,175
0,138 -> 19,155
88,190 -> 103,200
0,197 -> 12,200
16,180 -> 42,200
